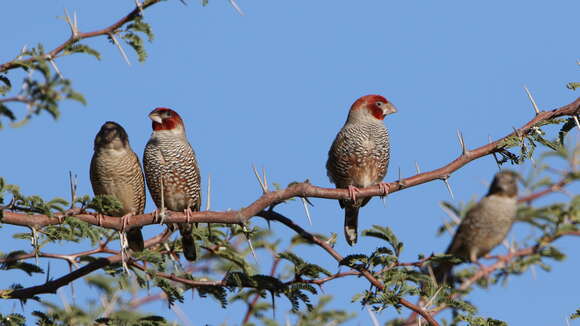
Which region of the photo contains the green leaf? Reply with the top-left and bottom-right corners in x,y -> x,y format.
362,225 -> 403,256
63,44 -> 101,60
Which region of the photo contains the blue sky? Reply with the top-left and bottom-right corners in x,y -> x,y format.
1,0 -> 579,325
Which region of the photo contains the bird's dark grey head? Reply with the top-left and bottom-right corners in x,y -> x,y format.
487,170 -> 519,198
94,121 -> 130,150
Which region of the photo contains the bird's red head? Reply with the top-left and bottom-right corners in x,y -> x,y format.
350,95 -> 397,120
149,107 -> 185,131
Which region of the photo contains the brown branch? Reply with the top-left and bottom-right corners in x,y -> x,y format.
0,96 -> 33,105
0,246 -> 115,265
403,230 -> 580,326
1,229 -> 172,300
2,97 -> 579,231
0,0 -> 164,73
257,210 -> 440,326
518,174 -> 576,203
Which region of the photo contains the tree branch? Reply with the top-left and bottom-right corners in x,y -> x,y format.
2,229 -> 172,300
258,210 -> 440,326
2,98 -> 578,231
0,0 -> 164,73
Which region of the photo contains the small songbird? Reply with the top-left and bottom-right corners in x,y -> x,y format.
143,108 -> 201,261
326,95 -> 397,245
90,121 -> 146,252
434,170 -> 519,284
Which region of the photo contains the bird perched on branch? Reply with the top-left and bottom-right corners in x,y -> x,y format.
434,170 -> 519,284
90,121 -> 146,252
326,95 -> 397,245
143,108 -> 201,261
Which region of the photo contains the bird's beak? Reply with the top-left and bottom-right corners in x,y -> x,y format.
383,102 -> 397,116
149,112 -> 163,124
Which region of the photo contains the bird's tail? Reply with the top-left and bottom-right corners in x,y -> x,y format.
432,261 -> 454,285
178,223 -> 197,261
126,228 -> 145,252
344,205 -> 359,246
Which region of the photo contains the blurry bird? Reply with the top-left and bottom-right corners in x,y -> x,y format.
143,108 -> 201,261
90,121 -> 146,252
434,170 -> 519,284
326,95 -> 397,245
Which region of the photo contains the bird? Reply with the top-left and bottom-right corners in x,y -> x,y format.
326,94 -> 397,245
90,121 -> 146,252
143,107 -> 201,261
434,170 -> 519,284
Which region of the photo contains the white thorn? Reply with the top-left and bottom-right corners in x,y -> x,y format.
457,129 -> 467,155
252,165 -> 267,194
423,286 -> 443,308
573,115 -> 580,132
415,161 -> 421,174
135,0 -> 144,15
205,174 -> 211,211
301,197 -> 313,226
366,306 -> 380,326
16,45 -> 28,60
63,9 -> 79,38
262,167 -> 269,192
47,56 -> 64,79
442,178 -> 455,200
524,86 -> 540,115
228,0 -> 245,15
243,225 -> 258,263
109,33 -> 131,66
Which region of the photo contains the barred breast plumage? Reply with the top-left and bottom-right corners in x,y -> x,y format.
143,108 -> 201,261
326,95 -> 397,245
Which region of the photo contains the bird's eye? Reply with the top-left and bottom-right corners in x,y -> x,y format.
375,101 -> 383,107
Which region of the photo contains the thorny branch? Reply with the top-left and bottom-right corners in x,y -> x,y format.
257,210 -> 440,326
0,98 -> 578,324
402,230 -> 580,326
2,97 -> 579,230
1,229 -> 172,300
0,0 -> 164,73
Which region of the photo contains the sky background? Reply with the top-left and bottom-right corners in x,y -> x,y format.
1,0 -> 579,325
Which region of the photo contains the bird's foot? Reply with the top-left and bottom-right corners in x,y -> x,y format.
96,213 -> 104,227
377,182 -> 390,197
120,213 -> 133,233
154,208 -> 167,225
347,185 -> 361,202
184,207 -> 193,224
475,261 -> 493,279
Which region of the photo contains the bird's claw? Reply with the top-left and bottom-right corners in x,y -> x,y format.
378,182 -> 390,197
120,213 -> 132,233
347,185 -> 361,202
155,208 -> 167,225
184,207 -> 193,224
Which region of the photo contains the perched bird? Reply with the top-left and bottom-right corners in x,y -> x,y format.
434,170 -> 519,284
143,108 -> 201,261
326,95 -> 397,245
90,121 -> 146,252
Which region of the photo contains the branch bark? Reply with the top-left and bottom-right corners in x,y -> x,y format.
0,0 -> 164,73
2,229 -> 172,300
2,97 -> 579,230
